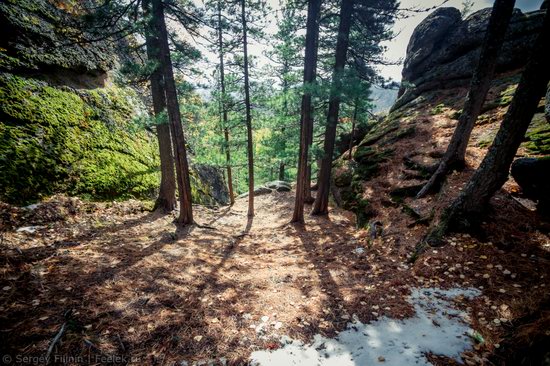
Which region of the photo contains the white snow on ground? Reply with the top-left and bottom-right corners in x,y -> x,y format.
250,287 -> 480,366
16,225 -> 45,234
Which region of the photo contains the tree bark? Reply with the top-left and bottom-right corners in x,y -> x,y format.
291,0 -> 321,223
312,0 -> 354,216
348,100 -> 358,160
416,0 -> 516,198
241,0 -> 255,217
217,1 -> 235,205
142,0 -> 176,212
278,162 -> 285,181
425,8 -> 550,246
152,0 -> 193,224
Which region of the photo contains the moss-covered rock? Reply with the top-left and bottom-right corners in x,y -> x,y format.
0,73 -> 159,204
523,113 -> 550,155
352,146 -> 393,180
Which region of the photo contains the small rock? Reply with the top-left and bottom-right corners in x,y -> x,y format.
194,335 -> 203,342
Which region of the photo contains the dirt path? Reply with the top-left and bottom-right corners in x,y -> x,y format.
1,192 -> 549,365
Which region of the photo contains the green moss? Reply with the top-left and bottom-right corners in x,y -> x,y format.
0,73 -> 159,204
429,103 -> 446,115
353,146 -> 393,180
523,113 -> 550,155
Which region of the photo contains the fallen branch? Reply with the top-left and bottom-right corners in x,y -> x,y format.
46,322 -> 66,362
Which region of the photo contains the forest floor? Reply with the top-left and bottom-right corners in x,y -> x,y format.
1,191 -> 550,365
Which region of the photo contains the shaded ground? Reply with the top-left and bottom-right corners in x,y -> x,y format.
1,189 -> 549,365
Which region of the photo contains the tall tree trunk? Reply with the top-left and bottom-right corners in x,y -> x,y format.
416,0 -> 516,198
217,1 -> 235,205
152,0 -> 193,224
142,0 -> 176,212
348,100 -> 358,160
291,0 -> 321,223
425,9 -> 550,246
312,0 -> 354,216
241,0 -> 255,217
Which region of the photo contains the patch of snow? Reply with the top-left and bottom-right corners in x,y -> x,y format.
250,287 -> 480,366
16,225 -> 45,234
353,247 -> 365,255
24,203 -> 40,210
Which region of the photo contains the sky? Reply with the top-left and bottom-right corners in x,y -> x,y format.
378,0 -> 545,81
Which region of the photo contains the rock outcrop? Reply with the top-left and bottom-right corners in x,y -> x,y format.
0,0 -> 114,88
334,5 -> 549,225
511,157 -> 550,213
394,6 -> 546,110
0,0 -> 229,206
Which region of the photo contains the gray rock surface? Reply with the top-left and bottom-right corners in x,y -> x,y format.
394,6 -> 546,110
193,164 -> 230,206
265,181 -> 292,192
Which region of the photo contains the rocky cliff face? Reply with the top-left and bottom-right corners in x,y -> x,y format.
394,5 -> 546,111
0,0 -> 228,206
334,5 -> 548,232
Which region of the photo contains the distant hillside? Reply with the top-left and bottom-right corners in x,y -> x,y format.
370,86 -> 398,113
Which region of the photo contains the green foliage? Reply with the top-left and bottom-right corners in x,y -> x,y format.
0,73 -> 160,204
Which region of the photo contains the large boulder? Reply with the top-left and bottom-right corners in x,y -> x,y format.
192,165 -> 230,206
511,157 -> 550,213
0,0 -> 114,87
265,180 -> 291,192
402,7 -> 462,82
394,6 -> 546,110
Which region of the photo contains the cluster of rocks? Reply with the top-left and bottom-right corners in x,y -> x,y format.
237,181 -> 292,198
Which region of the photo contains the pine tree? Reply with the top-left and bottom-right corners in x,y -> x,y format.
152,0 -> 194,224
216,0 -> 235,205
142,0 -> 176,212
240,0 -> 255,217
311,0 -> 354,216
292,0 -> 322,223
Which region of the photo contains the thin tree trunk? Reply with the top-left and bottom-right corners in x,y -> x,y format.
304,98 -> 315,204
312,0 -> 354,216
424,9 -> 550,246
416,0 -> 516,198
217,1 -> 235,205
152,0 -> 193,224
142,0 -> 176,212
291,0 -> 321,223
241,0 -> 254,217
348,100 -> 358,160
278,162 -> 285,181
